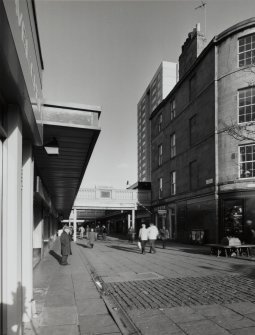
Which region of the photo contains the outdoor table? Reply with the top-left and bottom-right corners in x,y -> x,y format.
206,244 -> 255,257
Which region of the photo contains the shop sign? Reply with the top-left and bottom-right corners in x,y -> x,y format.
158,209 -> 167,216
206,178 -> 213,185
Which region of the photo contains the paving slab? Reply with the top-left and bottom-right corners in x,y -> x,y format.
162,306 -> 206,323
76,298 -> 108,316
224,302 -> 255,315
192,304 -> 240,318
44,291 -> 76,307
213,315 -> 255,330
38,325 -> 79,335
178,319 -> 231,335
130,310 -> 183,335
79,314 -> 120,334
39,305 -> 78,326
231,327 -> 255,335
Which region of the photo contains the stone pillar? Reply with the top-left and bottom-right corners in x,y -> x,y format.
22,141 -> 34,322
132,209 -> 135,230
128,214 -> 131,229
73,208 -> 77,242
2,106 -> 23,334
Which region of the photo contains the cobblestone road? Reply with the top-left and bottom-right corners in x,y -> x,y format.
106,274 -> 255,310
78,238 -> 255,334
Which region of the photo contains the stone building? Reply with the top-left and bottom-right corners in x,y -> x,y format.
150,19 -> 255,243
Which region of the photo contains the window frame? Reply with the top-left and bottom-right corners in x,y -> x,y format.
238,33 -> 255,68
158,113 -> 163,133
170,133 -> 176,158
239,143 -> 255,179
238,87 -> 255,124
170,99 -> 176,120
170,171 -> 176,195
159,177 -> 163,199
158,144 -> 163,167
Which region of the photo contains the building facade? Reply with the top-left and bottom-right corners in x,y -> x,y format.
0,1 -> 101,334
150,19 -> 255,244
137,61 -> 177,182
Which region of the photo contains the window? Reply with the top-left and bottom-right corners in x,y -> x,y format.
159,177 -> 163,198
170,133 -> 176,158
238,34 -> 255,67
189,160 -> 198,190
238,87 -> 255,123
189,75 -> 196,101
170,171 -> 176,195
170,99 -> 176,120
239,144 -> 255,178
189,114 -> 197,146
158,113 -> 163,133
158,144 -> 163,166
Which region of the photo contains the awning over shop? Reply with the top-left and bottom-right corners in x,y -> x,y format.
34,102 -> 101,218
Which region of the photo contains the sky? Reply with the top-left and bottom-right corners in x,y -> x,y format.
35,0 -> 255,189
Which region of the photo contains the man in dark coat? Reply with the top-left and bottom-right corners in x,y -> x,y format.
60,226 -> 71,265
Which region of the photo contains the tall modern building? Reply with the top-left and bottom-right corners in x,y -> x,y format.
150,19 -> 255,243
137,61 -> 177,182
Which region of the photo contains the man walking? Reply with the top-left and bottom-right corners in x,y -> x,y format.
139,224 -> 148,254
147,223 -> 159,254
60,226 -> 71,265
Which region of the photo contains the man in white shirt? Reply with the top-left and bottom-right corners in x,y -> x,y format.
139,224 -> 148,254
147,223 -> 159,253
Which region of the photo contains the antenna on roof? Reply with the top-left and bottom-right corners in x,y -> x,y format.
195,1 -> 207,37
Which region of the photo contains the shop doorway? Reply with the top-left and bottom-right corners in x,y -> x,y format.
169,207 -> 176,240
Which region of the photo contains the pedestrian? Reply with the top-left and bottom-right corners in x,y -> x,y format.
102,225 -> 107,240
80,225 -> 85,239
138,224 -> 148,254
88,228 -> 96,248
147,223 -> 159,254
60,226 -> 71,265
159,227 -> 169,249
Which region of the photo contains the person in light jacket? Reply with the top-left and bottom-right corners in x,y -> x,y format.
147,223 -> 159,254
88,228 -> 96,248
60,226 -> 71,265
139,224 -> 148,254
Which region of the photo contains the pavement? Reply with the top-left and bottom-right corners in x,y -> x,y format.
24,236 -> 255,335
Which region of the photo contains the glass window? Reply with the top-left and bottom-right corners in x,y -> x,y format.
170,133 -> 176,158
238,87 -> 255,123
190,160 -> 198,190
238,34 -> 255,67
189,114 -> 197,146
170,171 -> 176,195
239,144 -> 255,178
158,113 -> 163,133
158,144 -> 163,166
170,99 -> 176,120
159,177 -> 163,198
189,75 -> 196,101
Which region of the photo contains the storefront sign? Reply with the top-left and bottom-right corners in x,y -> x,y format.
158,209 -> 167,215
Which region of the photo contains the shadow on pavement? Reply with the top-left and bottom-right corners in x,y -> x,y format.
107,245 -> 141,253
76,242 -> 90,248
230,263 -> 255,279
49,250 -> 62,264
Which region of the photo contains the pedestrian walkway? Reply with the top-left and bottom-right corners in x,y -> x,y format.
24,238 -> 121,335
24,236 -> 255,335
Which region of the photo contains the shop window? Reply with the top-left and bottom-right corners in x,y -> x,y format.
238,87 -> 255,123
222,200 -> 243,238
239,144 -> 255,178
158,144 -> 163,166
170,171 -> 176,195
238,34 -> 255,67
170,99 -> 176,120
170,133 -> 176,158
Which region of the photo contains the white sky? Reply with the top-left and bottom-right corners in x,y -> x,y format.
36,0 -> 255,188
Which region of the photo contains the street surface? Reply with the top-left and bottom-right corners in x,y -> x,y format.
77,237 -> 255,335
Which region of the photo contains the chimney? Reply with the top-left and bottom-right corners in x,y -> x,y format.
178,23 -> 207,79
